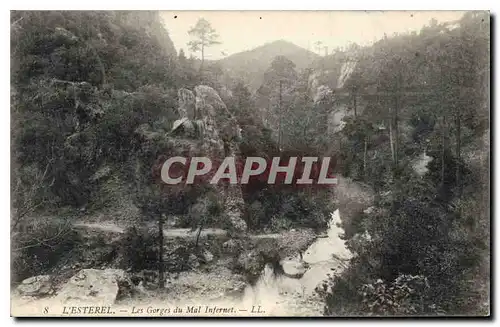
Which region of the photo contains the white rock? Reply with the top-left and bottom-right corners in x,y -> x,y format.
55,269 -> 133,305
171,117 -> 189,133
363,206 -> 375,214
201,250 -> 214,263
16,275 -> 53,297
281,260 -> 307,279
188,254 -> 200,269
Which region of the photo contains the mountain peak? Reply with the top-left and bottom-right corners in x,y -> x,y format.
267,39 -> 295,45
257,39 -> 309,52
218,39 -> 319,90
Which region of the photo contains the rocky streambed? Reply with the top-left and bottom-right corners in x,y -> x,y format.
239,209 -> 352,316
11,210 -> 352,317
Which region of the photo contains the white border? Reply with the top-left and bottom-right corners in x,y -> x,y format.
2,1 -> 497,326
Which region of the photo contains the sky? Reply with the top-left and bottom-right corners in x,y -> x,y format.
160,11 -> 466,60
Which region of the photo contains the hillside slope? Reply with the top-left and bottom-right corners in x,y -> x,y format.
11,11 -> 180,220
217,40 -> 319,90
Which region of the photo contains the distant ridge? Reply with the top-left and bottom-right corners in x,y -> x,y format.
217,40 -> 320,90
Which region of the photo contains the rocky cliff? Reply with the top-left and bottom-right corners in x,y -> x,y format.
170,85 -> 247,233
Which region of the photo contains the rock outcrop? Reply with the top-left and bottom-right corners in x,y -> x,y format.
170,85 -> 247,233
178,88 -> 197,120
200,249 -> 214,264
281,260 -> 308,279
55,269 -> 134,305
16,275 -> 54,297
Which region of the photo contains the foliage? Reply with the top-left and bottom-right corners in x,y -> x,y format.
10,11 -> 489,314
11,11 -> 180,210
187,191 -> 224,229
11,218 -> 80,282
187,18 -> 221,68
117,226 -> 158,272
321,12 -> 489,316
319,274 -> 444,316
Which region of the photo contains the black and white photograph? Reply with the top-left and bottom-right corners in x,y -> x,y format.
9,10 -> 490,317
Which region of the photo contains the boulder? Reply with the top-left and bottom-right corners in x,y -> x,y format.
55,269 -> 134,305
200,250 -> 214,263
188,254 -> 200,269
281,260 -> 308,279
16,275 -> 53,297
363,206 -> 375,214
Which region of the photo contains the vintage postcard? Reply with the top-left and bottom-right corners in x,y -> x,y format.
10,10 -> 490,317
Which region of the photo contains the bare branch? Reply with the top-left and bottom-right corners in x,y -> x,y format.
13,219 -> 72,251
11,162 -> 52,232
11,16 -> 24,28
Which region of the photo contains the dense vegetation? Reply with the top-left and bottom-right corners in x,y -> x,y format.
317,12 -> 490,316
11,10 -> 183,281
10,11 -> 489,316
10,11 -> 332,282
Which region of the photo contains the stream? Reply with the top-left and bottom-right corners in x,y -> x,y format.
11,209 -> 353,317
239,209 -> 352,316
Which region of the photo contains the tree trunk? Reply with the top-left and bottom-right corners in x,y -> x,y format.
456,106 -> 461,196
394,88 -> 400,168
389,116 -> 395,164
158,214 -> 164,289
278,80 -> 283,151
391,68 -> 402,172
201,43 -> 205,72
338,137 -> 342,171
441,116 -> 446,188
195,225 -> 203,248
353,91 -> 357,117
363,136 -> 368,178
439,64 -> 446,189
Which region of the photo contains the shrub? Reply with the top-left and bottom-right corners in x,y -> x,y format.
357,275 -> 444,316
11,218 -> 80,283
116,226 -> 158,272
